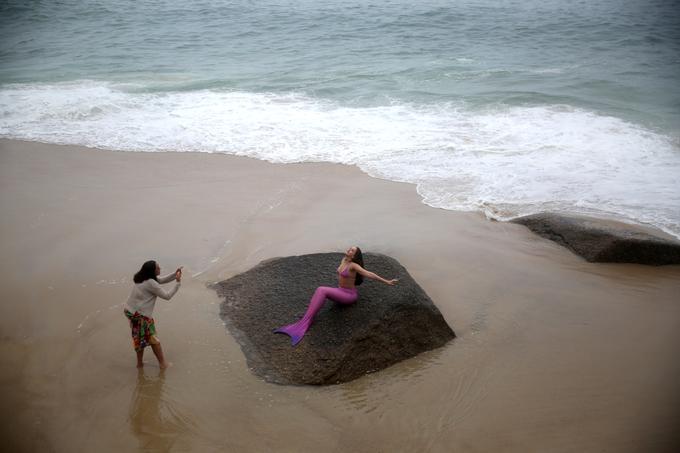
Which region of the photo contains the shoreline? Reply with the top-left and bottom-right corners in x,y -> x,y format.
1,138 -> 679,452
4,137 -> 678,242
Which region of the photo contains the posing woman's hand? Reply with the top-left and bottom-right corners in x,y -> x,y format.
386,278 -> 398,286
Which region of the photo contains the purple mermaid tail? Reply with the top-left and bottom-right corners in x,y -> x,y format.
274,286 -> 358,346
274,323 -> 307,346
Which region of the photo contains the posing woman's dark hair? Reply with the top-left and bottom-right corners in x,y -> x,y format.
134,260 -> 158,284
352,247 -> 364,286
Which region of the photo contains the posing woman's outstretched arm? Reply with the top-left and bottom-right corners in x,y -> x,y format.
350,263 -> 398,285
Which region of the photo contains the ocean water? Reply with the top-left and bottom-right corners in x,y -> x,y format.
1,0 -> 679,236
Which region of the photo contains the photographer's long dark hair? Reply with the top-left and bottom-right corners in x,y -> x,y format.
352,247 -> 364,286
134,260 -> 158,284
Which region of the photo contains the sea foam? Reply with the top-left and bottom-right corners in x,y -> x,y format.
2,81 -> 678,237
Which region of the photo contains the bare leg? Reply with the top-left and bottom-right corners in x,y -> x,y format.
136,349 -> 144,368
151,343 -> 170,369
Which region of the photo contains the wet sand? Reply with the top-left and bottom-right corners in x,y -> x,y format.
1,139 -> 679,452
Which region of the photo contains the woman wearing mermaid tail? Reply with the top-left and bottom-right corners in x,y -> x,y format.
274,246 -> 398,346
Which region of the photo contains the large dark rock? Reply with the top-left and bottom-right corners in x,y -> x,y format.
512,213 -> 680,265
212,253 -> 455,385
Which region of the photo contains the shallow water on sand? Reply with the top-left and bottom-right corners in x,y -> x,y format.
1,141 -> 679,452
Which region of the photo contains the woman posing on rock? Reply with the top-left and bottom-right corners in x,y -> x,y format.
124,260 -> 182,368
275,246 -> 398,346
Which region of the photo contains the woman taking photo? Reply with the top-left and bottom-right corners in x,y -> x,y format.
124,260 -> 182,368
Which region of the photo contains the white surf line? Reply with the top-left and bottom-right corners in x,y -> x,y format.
191,180 -> 304,278
75,276 -> 128,332
191,239 -> 233,278
75,302 -> 123,332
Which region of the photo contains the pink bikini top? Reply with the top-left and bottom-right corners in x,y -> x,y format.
338,264 -> 351,278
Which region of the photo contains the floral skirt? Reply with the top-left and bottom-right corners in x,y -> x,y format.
124,309 -> 159,352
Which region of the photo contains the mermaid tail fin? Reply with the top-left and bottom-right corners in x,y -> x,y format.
274,321 -> 308,346
274,286 -> 347,346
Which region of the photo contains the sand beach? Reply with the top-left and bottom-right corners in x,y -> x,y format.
1,139 -> 678,452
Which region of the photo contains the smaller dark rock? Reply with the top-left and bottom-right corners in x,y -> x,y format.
213,253 -> 455,385
512,212 -> 680,265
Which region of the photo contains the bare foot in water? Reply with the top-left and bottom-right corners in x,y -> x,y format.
159,361 -> 173,369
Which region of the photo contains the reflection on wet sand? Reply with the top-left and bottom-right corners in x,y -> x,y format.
129,369 -> 196,451
335,346 -> 447,414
